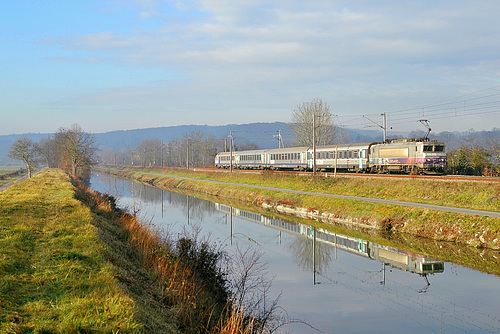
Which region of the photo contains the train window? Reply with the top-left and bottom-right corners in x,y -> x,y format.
353,151 -> 358,158
422,264 -> 433,271
423,145 -> 433,152
434,263 -> 444,270
435,145 -> 444,152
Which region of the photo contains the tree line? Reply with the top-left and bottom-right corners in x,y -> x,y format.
446,138 -> 500,176
98,130 -> 222,168
8,124 -> 97,179
8,99 -> 499,177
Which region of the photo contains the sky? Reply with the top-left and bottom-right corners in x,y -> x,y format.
1,0 -> 500,136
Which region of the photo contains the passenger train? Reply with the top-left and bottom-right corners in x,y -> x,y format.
215,137 -> 447,174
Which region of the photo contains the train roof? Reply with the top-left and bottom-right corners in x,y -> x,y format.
216,142 -> 375,156
315,142 -> 372,150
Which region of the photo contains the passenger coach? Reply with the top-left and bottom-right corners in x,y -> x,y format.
214,137 -> 447,174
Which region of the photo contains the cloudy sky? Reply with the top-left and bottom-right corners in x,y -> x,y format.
1,0 -> 499,136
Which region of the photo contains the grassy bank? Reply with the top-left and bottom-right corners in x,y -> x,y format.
99,167 -> 500,250
1,169 -> 277,333
0,169 -> 141,332
112,167 -> 500,212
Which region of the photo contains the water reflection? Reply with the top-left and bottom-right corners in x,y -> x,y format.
215,203 -> 444,288
91,172 -> 500,334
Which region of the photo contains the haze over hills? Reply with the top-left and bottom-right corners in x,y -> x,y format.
0,122 -> 383,165
1,122 -> 498,165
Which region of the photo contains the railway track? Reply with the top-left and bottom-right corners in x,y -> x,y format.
192,167 -> 500,183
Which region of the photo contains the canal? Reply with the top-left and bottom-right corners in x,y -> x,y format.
90,172 -> 500,334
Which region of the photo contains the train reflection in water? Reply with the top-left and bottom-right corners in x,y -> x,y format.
215,203 -> 444,280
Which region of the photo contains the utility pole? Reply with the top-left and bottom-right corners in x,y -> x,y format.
186,138 -> 189,170
312,114 -> 321,174
229,130 -> 233,172
382,112 -> 387,142
160,138 -> 163,167
273,130 -> 284,148
363,113 -> 388,142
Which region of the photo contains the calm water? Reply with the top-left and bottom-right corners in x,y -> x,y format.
90,172 -> 500,334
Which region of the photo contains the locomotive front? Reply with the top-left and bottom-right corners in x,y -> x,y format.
418,141 -> 447,173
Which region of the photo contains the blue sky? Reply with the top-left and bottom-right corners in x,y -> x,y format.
1,0 -> 499,135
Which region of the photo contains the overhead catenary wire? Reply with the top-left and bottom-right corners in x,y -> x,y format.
336,84 -> 500,131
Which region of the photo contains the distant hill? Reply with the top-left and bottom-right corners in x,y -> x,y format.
91,122 -> 385,152
0,122 -> 384,164
1,122 -> 497,164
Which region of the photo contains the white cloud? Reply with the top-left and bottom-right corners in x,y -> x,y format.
12,0 -> 500,134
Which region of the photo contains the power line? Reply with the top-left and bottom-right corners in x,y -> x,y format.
337,84 -> 500,131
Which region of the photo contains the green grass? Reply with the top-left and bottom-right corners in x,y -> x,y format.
0,169 -> 141,332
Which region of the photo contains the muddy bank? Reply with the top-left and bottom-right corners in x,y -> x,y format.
96,168 -> 500,250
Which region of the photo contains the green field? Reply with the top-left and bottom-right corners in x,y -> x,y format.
0,167 -> 26,182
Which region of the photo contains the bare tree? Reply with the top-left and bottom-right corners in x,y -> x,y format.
136,139 -> 162,167
289,98 -> 338,147
8,136 -> 39,178
54,124 -> 97,179
37,136 -> 56,168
